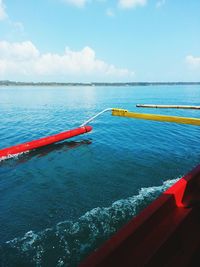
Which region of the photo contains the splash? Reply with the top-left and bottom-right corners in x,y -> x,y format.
0,151 -> 29,162
0,178 -> 179,267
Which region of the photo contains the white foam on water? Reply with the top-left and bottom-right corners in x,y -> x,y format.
2,177 -> 180,267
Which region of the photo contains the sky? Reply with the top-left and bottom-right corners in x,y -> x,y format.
0,0 -> 200,82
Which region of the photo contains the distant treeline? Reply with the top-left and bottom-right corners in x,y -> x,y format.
0,80 -> 200,86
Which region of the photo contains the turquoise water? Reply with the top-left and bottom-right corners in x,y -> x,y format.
1,85 -> 200,266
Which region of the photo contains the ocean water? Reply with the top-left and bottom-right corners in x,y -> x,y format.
0,85 -> 200,266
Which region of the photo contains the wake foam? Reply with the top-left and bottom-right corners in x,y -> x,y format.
0,178 -> 179,267
0,151 -> 29,162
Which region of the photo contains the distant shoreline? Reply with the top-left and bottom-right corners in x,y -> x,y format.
0,81 -> 200,87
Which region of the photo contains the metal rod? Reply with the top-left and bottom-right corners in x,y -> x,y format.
80,108 -> 113,126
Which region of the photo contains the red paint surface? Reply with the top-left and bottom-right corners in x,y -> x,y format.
0,125 -> 92,158
80,164 -> 200,267
165,164 -> 200,207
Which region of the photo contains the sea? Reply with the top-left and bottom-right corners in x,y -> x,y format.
0,85 -> 200,267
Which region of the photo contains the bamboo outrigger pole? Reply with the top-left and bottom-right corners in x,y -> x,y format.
136,104 -> 200,110
112,108 -> 200,126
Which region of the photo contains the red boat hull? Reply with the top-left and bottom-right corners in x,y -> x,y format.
80,164 -> 200,267
0,126 -> 92,159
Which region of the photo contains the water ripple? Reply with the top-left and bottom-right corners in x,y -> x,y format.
1,177 -> 179,267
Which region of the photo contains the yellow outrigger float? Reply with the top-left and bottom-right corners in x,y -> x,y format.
2,106 -> 200,160
112,108 -> 200,126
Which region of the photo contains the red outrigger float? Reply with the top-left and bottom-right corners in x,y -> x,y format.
0,126 -> 92,159
80,164 -> 200,267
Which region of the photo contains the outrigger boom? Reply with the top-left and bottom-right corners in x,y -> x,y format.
136,104 -> 200,109
1,107 -> 200,160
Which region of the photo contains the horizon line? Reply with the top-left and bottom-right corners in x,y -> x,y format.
1,80 -> 200,86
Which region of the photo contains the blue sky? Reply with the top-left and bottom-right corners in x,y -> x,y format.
0,0 -> 200,82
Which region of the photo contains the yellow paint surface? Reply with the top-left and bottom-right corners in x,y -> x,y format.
112,108 -> 200,126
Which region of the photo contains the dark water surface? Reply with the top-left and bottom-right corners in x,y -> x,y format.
1,85 -> 200,266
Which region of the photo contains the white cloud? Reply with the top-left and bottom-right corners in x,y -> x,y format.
0,0 -> 7,20
62,0 -> 148,9
186,55 -> 200,69
0,41 -> 134,80
156,0 -> 165,8
118,0 -> 147,9
62,0 -> 147,10
62,0 -> 88,7
0,0 -> 24,35
0,41 -> 39,60
62,0 -> 108,8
